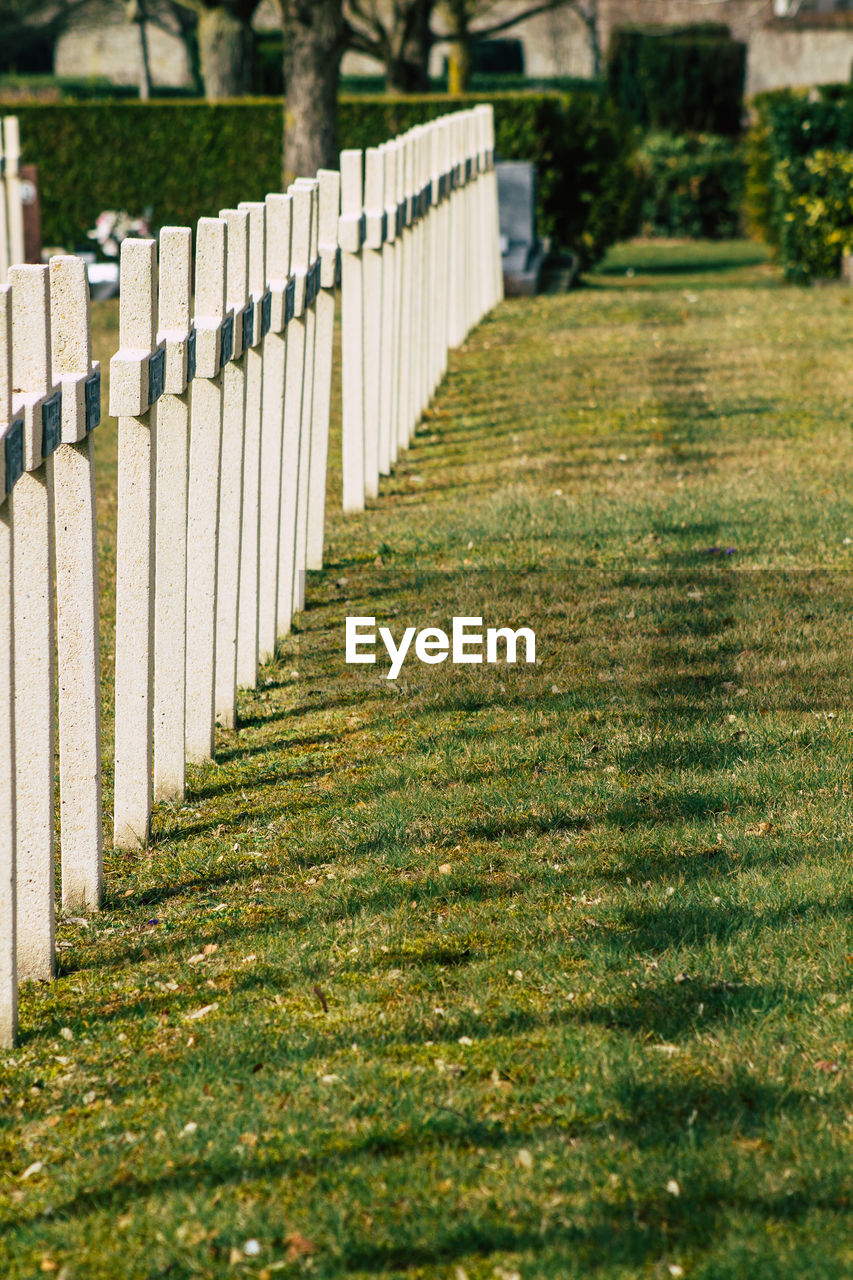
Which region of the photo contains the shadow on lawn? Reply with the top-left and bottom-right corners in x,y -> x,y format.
15,1057 -> 842,1275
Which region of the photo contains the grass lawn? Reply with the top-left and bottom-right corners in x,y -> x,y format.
1,238 -> 852,1278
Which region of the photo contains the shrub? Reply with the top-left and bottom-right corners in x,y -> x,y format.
14,101 -> 285,251
15,91 -> 636,269
634,132 -> 745,238
774,150 -> 853,283
607,25 -> 746,136
746,86 -> 853,280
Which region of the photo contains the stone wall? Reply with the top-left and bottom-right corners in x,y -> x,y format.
747,27 -> 853,92
54,3 -> 193,88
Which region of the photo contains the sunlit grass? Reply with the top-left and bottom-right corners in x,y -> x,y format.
1,240 -> 852,1279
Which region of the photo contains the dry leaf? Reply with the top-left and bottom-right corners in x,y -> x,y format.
185,1003 -> 218,1021
285,1232 -> 316,1260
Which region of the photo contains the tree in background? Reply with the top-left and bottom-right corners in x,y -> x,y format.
169,0 -> 259,97
343,0 -> 598,94
281,0 -> 347,178
344,0 -> 433,93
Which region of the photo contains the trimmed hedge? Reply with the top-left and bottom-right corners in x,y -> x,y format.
16,101 -> 285,251
607,25 -> 746,136
634,132 -> 745,239
16,91 -> 635,268
746,86 -> 853,280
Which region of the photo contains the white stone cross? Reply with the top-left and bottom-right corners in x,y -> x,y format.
153,226 -> 193,797
362,146 -> 385,501
236,200 -> 267,689
378,143 -> 397,479
214,208 -> 248,732
9,264 -> 60,975
257,191 -> 292,664
305,168 -> 340,574
411,125 -> 428,437
0,282 -> 19,1045
389,136 -> 406,470
111,238 -> 162,850
435,117 -> 452,390
187,218 -> 226,752
339,149 -> 366,513
463,110 -> 479,339
277,182 -> 312,633
427,119 -> 444,404
1,118 -> 25,274
49,255 -> 104,909
397,130 -> 415,457
477,104 -> 503,311
292,177 -> 319,615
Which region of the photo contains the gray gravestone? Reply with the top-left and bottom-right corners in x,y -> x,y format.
496,160 -> 544,296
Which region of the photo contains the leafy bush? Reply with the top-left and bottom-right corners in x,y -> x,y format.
634,132 -> 745,238
774,150 -> 853,284
607,25 -> 746,136
16,91 -> 636,268
746,86 -> 853,280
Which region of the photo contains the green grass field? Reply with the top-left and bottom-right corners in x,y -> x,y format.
2,239 -> 852,1279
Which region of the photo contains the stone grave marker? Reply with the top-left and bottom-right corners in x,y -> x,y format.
153,227 -> 193,798
49,255 -> 104,907
306,168 -> 340,574
257,191 -> 292,664
496,160 -> 544,297
110,239 -> 161,850
214,209 -> 247,732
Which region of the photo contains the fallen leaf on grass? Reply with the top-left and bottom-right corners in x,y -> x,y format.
746,821 -> 773,836
285,1232 -> 316,1260
20,1161 -> 43,1180
185,1003 -> 218,1021
815,1060 -> 840,1074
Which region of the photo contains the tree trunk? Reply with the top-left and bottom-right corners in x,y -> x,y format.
283,0 -> 345,182
386,0 -> 432,94
583,1 -> 602,79
386,55 -> 430,94
126,0 -> 153,98
138,17 -> 152,99
446,38 -> 469,94
198,4 -> 254,99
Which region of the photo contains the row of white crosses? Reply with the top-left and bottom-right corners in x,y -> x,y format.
110,174 -> 341,850
1,118 -> 25,277
1,258 -> 103,1046
339,105 -> 502,512
0,105 -> 504,1047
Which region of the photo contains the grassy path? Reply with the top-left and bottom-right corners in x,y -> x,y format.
2,240 -> 852,1279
